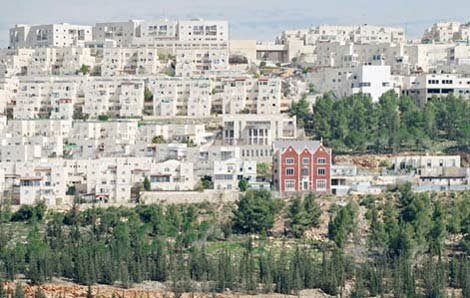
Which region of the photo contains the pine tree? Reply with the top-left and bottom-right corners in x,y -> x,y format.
143,177 -> 151,191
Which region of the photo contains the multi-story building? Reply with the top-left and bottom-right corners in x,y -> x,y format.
0,138 -> 42,162
119,81 -> 145,117
101,47 -> 161,76
401,72 -> 470,106
393,155 -> 461,175
5,119 -> 72,138
10,24 -> 93,48
422,21 -> 463,43
137,123 -> 207,145
70,120 -> 139,158
175,49 -> 229,77
94,19 -> 228,54
149,77 -> 213,117
83,78 -> 145,118
50,81 -> 78,119
14,77 -> 53,119
187,79 -> 212,117
213,158 -> 256,191
308,65 -> 394,102
222,113 -> 297,161
151,77 -> 179,116
221,77 -> 282,114
2,159 -> 68,205
139,19 -> 178,43
278,25 -> 405,46
177,20 -> 228,43
272,140 -> 331,194
92,20 -> 143,46
0,47 -> 96,77
148,159 -> 195,191
0,48 -> 34,77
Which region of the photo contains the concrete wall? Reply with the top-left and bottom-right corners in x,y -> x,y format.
140,190 -> 239,204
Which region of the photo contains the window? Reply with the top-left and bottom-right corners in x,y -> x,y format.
302,157 -> 310,165
286,168 -> 295,176
301,168 -> 309,176
318,168 -> 326,176
286,158 -> 295,164
317,158 -> 326,164
285,180 -> 296,191
316,179 -> 327,190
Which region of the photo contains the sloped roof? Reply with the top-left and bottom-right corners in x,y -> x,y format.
273,140 -> 322,153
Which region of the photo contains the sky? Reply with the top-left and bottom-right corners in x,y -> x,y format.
0,0 -> 469,47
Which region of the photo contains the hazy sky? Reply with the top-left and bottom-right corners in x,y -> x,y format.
0,0 -> 469,47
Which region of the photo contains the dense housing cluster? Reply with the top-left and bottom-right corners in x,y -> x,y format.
0,19 -> 468,205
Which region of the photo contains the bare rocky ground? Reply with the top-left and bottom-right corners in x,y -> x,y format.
2,281 -> 330,298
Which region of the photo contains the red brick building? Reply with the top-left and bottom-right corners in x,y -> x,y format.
272,140 -> 331,194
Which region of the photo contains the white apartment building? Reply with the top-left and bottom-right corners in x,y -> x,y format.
308,65 -> 394,102
222,113 -> 297,146
175,48 -> 229,77
257,78 -> 282,114
12,77 -> 83,120
151,77 -> 179,116
50,81 -> 78,119
149,77 -> 213,117
94,19 -> 228,52
5,119 -> 72,138
139,19 -> 178,43
10,24 -> 93,48
0,159 -> 68,205
393,155 -> 461,176
148,159 -> 195,191
1,48 -> 92,77
70,120 -> 139,158
137,123 -> 207,145
92,20 -> 143,46
0,138 -> 42,162
213,158 -> 256,191
277,25 -> 405,49
84,157 -> 135,202
27,47 -> 96,76
187,79 -> 212,117
222,113 -> 297,161
401,72 -> 470,105
152,144 -> 200,164
221,77 -> 282,114
0,49 -> 34,77
119,81 -> 145,117
196,145 -> 240,176
83,78 -> 115,117
177,20 -> 228,43
222,78 -> 248,114
422,22 -> 465,43
312,42 -> 465,75
14,77 -> 53,119
102,47 -> 161,76
83,78 -> 145,118
0,77 -> 19,108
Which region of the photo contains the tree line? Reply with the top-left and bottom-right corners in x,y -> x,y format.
290,91 -> 469,153
0,189 -> 469,296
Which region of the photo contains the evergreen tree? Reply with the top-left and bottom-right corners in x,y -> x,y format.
233,190 -> 277,234
143,177 -> 151,191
